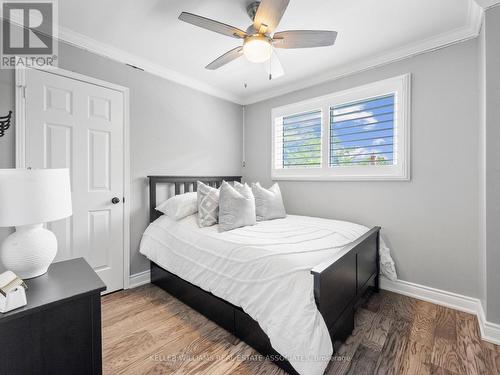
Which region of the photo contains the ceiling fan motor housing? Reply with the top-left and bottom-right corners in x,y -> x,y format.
246,1 -> 261,21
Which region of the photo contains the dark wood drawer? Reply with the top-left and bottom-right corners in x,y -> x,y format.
0,295 -> 97,375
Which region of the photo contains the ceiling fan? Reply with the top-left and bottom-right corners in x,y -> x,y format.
178,0 -> 338,80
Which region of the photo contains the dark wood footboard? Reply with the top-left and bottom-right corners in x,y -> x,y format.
312,227 -> 380,351
147,176 -> 380,374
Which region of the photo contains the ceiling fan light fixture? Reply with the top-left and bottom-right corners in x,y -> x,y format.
243,35 -> 272,63
179,0 -> 337,76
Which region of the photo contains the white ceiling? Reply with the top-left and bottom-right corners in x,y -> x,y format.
58,0 -> 481,104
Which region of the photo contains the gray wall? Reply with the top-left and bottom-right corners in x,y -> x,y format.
484,5 -> 500,324
243,39 -> 481,298
478,16 -> 487,315
0,39 -> 242,275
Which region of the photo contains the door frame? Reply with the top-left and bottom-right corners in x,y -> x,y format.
15,65 -> 131,289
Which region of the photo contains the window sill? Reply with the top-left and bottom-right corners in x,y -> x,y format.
272,175 -> 411,181
271,169 -> 410,182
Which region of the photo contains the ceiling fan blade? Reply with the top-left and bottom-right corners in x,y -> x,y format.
273,30 -> 338,48
179,12 -> 247,39
205,47 -> 243,70
253,0 -> 290,35
264,50 -> 284,80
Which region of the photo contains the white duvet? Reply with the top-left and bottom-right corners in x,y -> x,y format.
139,214 -> 396,375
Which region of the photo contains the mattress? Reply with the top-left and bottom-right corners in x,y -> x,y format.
139,214 -> 396,375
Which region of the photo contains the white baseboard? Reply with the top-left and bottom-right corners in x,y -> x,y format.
128,269 -> 150,288
380,278 -> 479,314
477,303 -> 500,344
380,277 -> 500,345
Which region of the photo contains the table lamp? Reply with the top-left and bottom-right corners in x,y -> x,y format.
0,169 -> 72,279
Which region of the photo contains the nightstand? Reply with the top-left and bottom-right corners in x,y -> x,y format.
0,258 -> 106,375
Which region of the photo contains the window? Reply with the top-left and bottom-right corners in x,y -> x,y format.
272,75 -> 410,180
330,94 -> 395,167
275,109 -> 322,169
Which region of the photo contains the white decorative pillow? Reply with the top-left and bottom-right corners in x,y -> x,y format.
251,182 -> 286,221
197,181 -> 220,227
155,192 -> 198,220
218,181 -> 256,232
233,181 -> 245,189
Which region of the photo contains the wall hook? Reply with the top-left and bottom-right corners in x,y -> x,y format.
0,111 -> 12,138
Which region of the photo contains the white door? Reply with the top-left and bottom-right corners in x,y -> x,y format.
22,68 -> 125,293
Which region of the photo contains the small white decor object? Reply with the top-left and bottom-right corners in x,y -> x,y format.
0,169 -> 72,279
0,270 -> 27,313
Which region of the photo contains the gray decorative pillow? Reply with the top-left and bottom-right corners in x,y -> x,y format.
251,182 -> 286,221
218,181 -> 256,232
197,181 -> 219,227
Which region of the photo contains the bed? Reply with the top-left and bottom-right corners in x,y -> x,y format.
141,175 -> 381,375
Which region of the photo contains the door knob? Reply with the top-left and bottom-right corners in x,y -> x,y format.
111,197 -> 120,204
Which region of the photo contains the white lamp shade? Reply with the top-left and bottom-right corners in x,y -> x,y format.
0,169 -> 72,227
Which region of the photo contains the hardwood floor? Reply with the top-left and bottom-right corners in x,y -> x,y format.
102,284 -> 500,375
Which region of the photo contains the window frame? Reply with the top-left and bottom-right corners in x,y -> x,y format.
271,74 -> 411,181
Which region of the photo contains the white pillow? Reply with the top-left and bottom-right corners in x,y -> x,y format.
197,181 -> 220,227
251,182 -> 286,221
218,181 -> 256,232
155,192 -> 197,220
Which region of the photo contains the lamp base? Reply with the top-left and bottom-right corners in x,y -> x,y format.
0,224 -> 57,279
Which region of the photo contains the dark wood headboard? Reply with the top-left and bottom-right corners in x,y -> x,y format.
148,176 -> 242,223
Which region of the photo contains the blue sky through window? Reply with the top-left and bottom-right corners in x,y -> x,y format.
330,94 -> 395,166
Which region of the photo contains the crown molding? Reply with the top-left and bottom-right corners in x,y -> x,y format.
3,14 -> 243,103
242,0 -> 483,105
50,0 -> 482,106
57,26 -> 245,104
475,0 -> 500,9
